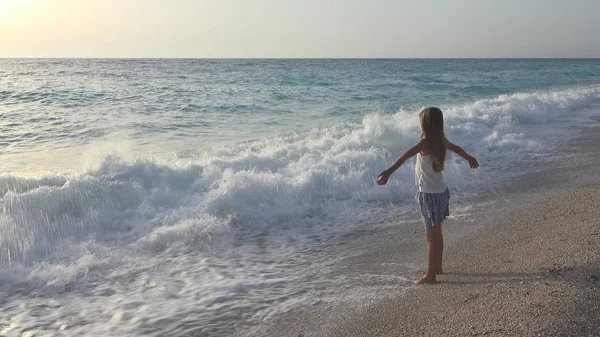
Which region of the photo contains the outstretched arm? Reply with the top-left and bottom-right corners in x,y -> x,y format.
447,141 -> 479,169
377,139 -> 426,185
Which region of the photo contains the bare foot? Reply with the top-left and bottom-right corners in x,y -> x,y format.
422,269 -> 444,275
414,274 -> 436,285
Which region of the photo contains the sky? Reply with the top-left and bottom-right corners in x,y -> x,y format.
1,0 -> 599,58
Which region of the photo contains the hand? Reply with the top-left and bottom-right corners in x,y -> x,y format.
467,156 -> 479,169
376,170 -> 391,185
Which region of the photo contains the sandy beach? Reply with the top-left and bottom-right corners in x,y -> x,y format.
330,185 -> 600,336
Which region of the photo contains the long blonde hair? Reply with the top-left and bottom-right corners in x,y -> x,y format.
419,107 -> 447,172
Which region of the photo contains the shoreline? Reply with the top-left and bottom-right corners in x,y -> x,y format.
329,184 -> 600,336
252,125 -> 600,337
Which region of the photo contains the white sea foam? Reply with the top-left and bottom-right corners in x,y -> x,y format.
0,85 -> 599,336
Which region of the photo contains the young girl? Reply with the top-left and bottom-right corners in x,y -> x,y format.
376,107 -> 479,284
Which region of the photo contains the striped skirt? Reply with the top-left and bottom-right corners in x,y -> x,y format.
416,188 -> 450,230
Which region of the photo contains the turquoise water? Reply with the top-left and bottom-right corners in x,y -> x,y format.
1,59 -> 600,336
2,59 -> 600,158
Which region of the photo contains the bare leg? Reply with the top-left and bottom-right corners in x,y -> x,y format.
434,222 -> 444,274
415,228 -> 437,284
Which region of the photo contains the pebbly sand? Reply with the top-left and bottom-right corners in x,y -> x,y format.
329,186 -> 600,337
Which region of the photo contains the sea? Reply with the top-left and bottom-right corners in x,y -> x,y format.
1,59 -> 599,336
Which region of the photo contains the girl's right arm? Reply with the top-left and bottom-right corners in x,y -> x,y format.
447,141 -> 479,169
376,139 -> 427,185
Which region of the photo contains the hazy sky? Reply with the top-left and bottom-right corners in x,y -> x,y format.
1,0 -> 599,58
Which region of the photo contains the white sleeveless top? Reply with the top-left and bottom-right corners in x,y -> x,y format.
415,153 -> 447,193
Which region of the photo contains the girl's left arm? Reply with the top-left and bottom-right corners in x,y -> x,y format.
376,139 -> 426,185
447,141 -> 479,169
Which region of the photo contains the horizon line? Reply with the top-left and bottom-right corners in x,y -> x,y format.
1,57 -> 600,60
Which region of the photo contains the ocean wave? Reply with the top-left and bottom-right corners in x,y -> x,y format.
0,85 -> 599,282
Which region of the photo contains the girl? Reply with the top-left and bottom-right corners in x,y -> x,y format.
376,107 -> 479,285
